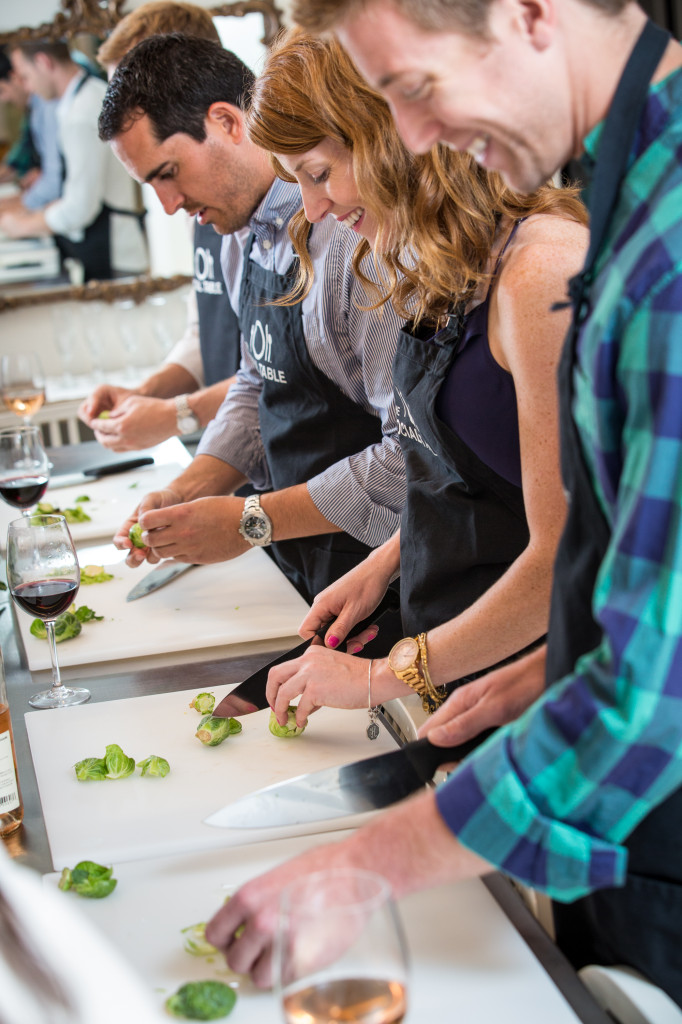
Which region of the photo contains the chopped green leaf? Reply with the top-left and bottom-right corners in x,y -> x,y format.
136,754 -> 170,778
58,860 -> 117,899
104,743 -> 135,779
80,564 -> 114,585
166,980 -> 236,1020
75,495 -> 91,503
74,756 -> 108,781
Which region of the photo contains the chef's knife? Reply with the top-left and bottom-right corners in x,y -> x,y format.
204,729 -> 495,829
49,456 -> 155,490
125,559 -> 197,601
212,590 -> 401,719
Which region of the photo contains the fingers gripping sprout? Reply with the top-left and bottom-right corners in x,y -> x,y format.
195,715 -> 242,746
58,860 -> 117,899
269,705 -> 307,738
129,522 -> 145,548
97,410 -> 111,419
190,692 -> 216,715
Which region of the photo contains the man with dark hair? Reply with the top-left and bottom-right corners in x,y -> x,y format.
0,46 -> 61,211
0,39 -> 146,280
204,0 -> 682,1006
101,34 -> 405,615
78,2 -> 241,451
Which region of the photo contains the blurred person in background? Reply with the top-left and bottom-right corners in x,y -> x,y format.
0,46 -> 62,212
0,39 -> 147,281
79,1 -> 242,450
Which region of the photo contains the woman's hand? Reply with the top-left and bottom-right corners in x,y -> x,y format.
300,535 -> 400,652
266,646 -> 370,728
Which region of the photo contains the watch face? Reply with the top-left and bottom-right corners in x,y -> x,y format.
389,637 -> 419,672
243,514 -> 269,539
179,416 -> 198,433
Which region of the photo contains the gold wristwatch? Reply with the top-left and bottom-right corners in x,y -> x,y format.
388,635 -> 446,714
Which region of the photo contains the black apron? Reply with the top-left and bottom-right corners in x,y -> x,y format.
53,73 -> 144,283
193,220 -> 241,386
393,242 -> 537,680
545,19 -> 682,1006
237,230 -> 401,637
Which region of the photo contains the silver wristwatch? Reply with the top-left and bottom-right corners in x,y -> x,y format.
175,394 -> 200,435
238,494 -> 273,547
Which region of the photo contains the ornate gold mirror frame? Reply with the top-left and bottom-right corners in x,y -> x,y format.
0,0 -> 282,311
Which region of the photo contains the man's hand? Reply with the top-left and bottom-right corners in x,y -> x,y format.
419,645 -> 548,746
135,495 -> 251,564
79,384 -> 135,426
0,208 -> 47,238
113,488 -> 182,567
89,395 -> 177,451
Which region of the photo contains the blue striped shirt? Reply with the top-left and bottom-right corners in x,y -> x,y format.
435,66 -> 682,900
198,178 -> 406,547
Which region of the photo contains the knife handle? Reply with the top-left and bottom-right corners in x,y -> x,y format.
84,457 -> 154,477
404,729 -> 497,781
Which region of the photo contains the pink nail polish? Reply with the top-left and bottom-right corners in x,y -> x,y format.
328,635 -> 340,648
366,632 -> 377,642
351,644 -> 363,654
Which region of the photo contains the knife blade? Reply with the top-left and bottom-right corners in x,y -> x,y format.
125,560 -> 197,601
203,729 -> 495,829
49,456 -> 155,490
212,590 -> 400,719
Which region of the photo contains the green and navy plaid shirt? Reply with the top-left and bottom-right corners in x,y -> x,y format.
435,66 -> 682,901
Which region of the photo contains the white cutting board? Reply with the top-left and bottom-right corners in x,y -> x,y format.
42,837 -> 581,1024
15,544 -> 311,670
26,684 -> 398,869
0,460 -> 187,550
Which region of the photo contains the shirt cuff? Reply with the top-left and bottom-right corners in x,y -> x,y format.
435,731 -> 629,902
197,419 -> 271,493
307,457 -> 403,548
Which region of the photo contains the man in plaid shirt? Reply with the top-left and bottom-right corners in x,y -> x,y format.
205,0 -> 682,1003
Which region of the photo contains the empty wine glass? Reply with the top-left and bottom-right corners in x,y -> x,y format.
276,869 -> 409,1024
7,514 -> 89,709
0,353 -> 46,423
0,426 -> 50,516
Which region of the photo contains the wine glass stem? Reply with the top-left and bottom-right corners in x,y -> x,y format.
45,620 -> 63,692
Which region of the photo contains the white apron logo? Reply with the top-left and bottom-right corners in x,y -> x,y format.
193,246 -> 223,295
395,387 -> 437,457
249,319 -> 286,384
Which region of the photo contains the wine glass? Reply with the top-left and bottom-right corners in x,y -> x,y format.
0,426 -> 50,516
0,353 -> 46,423
6,514 -> 90,709
276,868 -> 409,1024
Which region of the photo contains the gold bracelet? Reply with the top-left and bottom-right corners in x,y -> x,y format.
416,632 -> 448,713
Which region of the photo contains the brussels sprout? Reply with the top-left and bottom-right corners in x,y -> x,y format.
166,980 -> 236,1020
30,611 -> 82,643
129,522 -> 145,548
190,692 -> 215,715
74,756 -> 108,781
63,506 -> 91,524
181,922 -> 218,958
75,495 -> 91,503
97,410 -> 111,419
136,754 -> 170,778
80,565 -> 114,585
74,605 -> 104,623
196,715 -> 242,747
104,743 -> 135,779
36,501 -> 56,513
269,706 -> 306,738
59,860 -> 117,899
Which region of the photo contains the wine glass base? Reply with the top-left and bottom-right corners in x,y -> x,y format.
29,686 -> 91,709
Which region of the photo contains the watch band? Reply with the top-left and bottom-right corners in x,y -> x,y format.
238,494 -> 273,547
174,394 -> 200,435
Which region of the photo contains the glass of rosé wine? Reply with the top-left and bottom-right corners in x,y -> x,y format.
7,514 -> 89,709
0,353 -> 46,424
276,869 -> 409,1024
0,426 -> 50,517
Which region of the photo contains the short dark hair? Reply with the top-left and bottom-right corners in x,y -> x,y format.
98,33 -> 254,143
0,47 -> 11,81
12,39 -> 71,64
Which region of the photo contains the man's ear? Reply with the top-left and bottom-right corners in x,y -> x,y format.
515,0 -> 555,50
206,101 -> 245,144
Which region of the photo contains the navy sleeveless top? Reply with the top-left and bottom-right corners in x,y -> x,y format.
435,223 -> 522,487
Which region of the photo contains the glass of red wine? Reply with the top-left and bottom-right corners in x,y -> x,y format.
6,514 -> 89,709
276,869 -> 409,1024
0,426 -> 50,516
